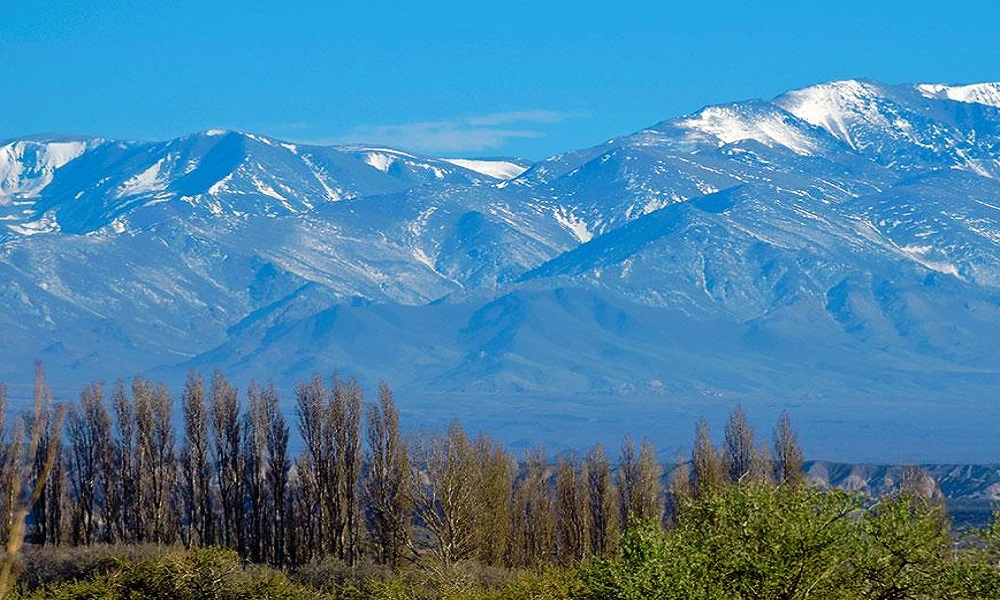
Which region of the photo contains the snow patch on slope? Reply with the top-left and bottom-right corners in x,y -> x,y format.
442,158 -> 528,180
0,140 -> 88,199
553,206 -> 593,242
678,105 -> 820,155
363,152 -> 396,173
116,158 -> 167,197
774,80 -> 881,148
916,83 -> 1000,108
7,211 -> 60,235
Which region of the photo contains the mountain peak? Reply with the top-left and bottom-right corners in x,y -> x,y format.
772,79 -> 891,148
671,100 -> 826,155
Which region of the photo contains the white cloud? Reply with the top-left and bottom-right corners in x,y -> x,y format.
336,110 -> 586,154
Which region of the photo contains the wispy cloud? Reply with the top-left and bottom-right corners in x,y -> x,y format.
336,110 -> 587,154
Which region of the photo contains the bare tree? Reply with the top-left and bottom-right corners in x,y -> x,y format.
586,444 -> 619,557
180,370 -> 213,547
411,421 -> 477,564
111,381 -> 137,543
635,440 -> 664,522
618,437 -> 638,529
555,453 -> 589,564
364,382 -> 412,569
619,438 -> 662,526
210,369 -> 243,552
511,448 -> 554,567
32,397 -> 65,546
265,383 -> 290,567
295,374 -> 329,561
772,411 -> 805,487
66,382 -> 112,545
245,379 -> 285,564
332,377 -> 363,563
666,454 -> 693,521
691,418 -> 724,498
723,405 -> 755,484
0,383 -> 10,543
472,433 -> 515,567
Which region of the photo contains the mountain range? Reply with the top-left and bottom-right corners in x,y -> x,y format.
3,79 -> 1000,462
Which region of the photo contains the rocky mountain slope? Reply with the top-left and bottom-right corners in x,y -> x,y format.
3,80 -> 1000,462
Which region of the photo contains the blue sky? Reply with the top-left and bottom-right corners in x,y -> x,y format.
2,0 -> 998,159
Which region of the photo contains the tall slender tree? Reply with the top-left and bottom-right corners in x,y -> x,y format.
555,453 -> 589,564
619,438 -> 663,526
635,440 -> 664,522
244,380 -> 288,565
130,378 -> 178,543
294,374 -> 329,562
364,383 -> 411,569
691,418 -> 724,498
66,382 -> 112,545
210,370 -> 242,552
723,405 -> 756,484
180,371 -> 213,547
772,411 -> 805,487
111,381 -> 137,543
331,377 -> 363,563
586,444 -> 619,557
472,433 -> 515,567
511,448 -> 554,567
264,383 -> 290,568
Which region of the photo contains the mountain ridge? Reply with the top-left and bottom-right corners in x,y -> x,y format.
3,78 -> 1000,462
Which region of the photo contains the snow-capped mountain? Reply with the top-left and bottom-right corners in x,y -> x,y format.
0,130 -> 509,239
4,79 -> 1000,461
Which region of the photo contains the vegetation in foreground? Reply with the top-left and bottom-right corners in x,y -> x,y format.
12,487 -> 1000,599
0,364 -> 998,598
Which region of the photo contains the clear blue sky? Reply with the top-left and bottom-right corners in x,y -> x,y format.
2,0 -> 998,159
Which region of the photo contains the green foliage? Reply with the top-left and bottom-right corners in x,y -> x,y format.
578,484 -> 1000,600
20,547 -> 317,600
352,562 -> 580,600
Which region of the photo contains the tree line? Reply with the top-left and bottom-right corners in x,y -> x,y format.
0,365 -> 942,574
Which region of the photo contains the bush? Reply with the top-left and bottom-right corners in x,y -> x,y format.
578,484 -> 992,600
17,543 -> 177,592
20,547 -> 319,600
291,555 -> 388,593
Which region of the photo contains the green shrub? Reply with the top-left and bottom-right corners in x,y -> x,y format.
20,547 -> 319,600
578,484 -> 993,600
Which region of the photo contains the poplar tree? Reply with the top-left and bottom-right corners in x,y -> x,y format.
635,440 -> 664,522
180,371 -> 213,547
0,366 -> 64,599
111,381 -> 137,543
691,418 -> 725,498
723,405 -> 755,484
294,374 -> 328,561
143,381 -> 177,543
772,411 -> 805,487
364,383 -> 411,569
244,380 -> 271,563
555,453 -> 590,564
511,448 -> 554,567
66,382 -> 112,545
472,434 -> 515,566
585,444 -> 619,557
619,438 -> 663,526
331,377 -> 363,563
265,383 -> 290,568
210,370 -> 242,552
618,437 -> 638,528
